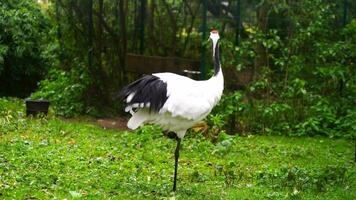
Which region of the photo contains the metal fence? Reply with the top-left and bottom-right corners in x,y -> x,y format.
124,0 -> 354,79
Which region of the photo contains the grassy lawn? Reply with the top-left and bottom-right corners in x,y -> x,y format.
0,98 -> 355,199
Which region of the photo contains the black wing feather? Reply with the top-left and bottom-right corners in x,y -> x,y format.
119,75 -> 169,112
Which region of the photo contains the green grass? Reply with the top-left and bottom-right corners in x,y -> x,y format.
0,98 -> 355,199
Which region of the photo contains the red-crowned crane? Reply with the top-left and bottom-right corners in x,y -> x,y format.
120,30 -> 224,192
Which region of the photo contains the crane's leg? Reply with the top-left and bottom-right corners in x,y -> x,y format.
173,136 -> 181,192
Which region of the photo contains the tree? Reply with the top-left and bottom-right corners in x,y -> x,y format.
0,0 -> 53,97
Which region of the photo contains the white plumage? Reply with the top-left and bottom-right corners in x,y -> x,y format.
120,30 -> 224,191
127,70 -> 223,138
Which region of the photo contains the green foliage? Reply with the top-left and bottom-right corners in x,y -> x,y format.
30,68 -> 90,117
211,1 -> 356,138
1,98 -> 355,199
0,0 -> 55,97
0,98 -> 26,133
256,164 -> 350,195
1,0 -> 354,139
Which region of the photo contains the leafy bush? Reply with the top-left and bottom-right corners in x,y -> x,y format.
0,0 -> 54,97
30,68 -> 89,117
210,89 -> 355,138
208,2 -> 356,139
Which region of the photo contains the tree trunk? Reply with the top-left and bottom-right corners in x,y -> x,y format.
55,0 -> 64,68
162,0 -> 178,56
147,1 -> 157,55
182,1 -> 200,56
97,0 -> 103,70
119,0 -> 127,80
86,0 -> 109,106
87,0 -> 94,76
139,0 -> 146,54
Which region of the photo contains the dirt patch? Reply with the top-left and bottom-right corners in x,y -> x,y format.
96,117 -> 130,131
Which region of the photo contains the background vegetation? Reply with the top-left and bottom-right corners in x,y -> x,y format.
1,0 -> 354,137
0,0 -> 53,97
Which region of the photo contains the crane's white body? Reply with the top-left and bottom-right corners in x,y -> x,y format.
125,31 -> 224,139
127,70 -> 224,138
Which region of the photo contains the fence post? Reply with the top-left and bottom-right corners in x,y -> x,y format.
200,0 -> 207,80
341,0 -> 355,163
140,0 -> 146,54
235,0 -> 241,46
55,0 -> 64,69
343,0 -> 348,27
87,0 -> 93,72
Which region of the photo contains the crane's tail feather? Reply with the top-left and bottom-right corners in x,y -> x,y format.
127,110 -> 149,130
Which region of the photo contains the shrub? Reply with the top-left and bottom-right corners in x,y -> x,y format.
30,68 -> 89,117
0,0 -> 54,97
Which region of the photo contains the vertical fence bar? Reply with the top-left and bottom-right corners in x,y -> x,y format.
341,0 -> 355,163
87,0 -> 93,72
338,0 -> 348,96
140,0 -> 146,54
200,0 -> 207,80
230,0 -> 242,133
55,0 -> 61,45
55,0 -> 63,65
235,0 -> 241,46
343,0 -> 348,27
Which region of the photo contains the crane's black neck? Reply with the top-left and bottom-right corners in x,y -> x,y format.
213,41 -> 221,76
